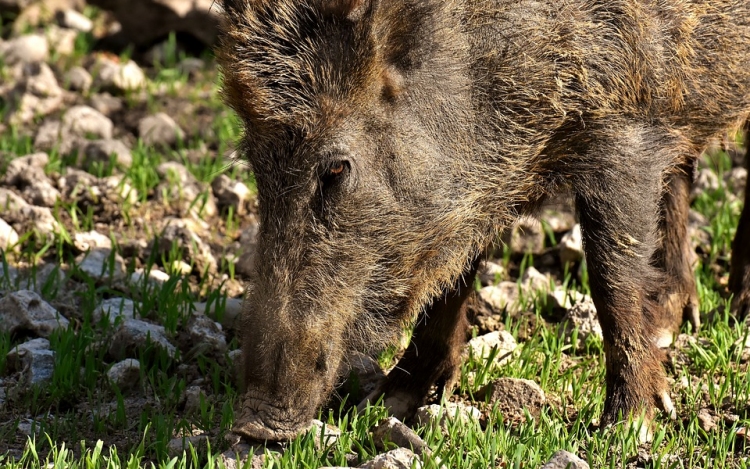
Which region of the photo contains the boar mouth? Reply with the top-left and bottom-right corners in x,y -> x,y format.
233,392 -> 315,441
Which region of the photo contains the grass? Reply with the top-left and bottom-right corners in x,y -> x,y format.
1,22 -> 750,469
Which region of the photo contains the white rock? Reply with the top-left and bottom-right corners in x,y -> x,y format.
64,66 -> 93,92
0,290 -> 69,337
22,179 -> 61,207
0,34 -> 48,65
465,330 -> 517,364
372,417 -> 428,455
478,261 -> 506,286
183,314 -> 227,355
6,338 -> 55,386
560,297 -> 602,347
139,113 -> 184,147
212,174 -> 251,213
75,248 -> 126,280
0,218 -> 20,250
415,402 -> 482,429
113,60 -> 147,92
167,434 -> 209,458
477,282 -> 520,314
309,419 -> 340,449
540,450 -> 589,469
58,9 -> 93,32
109,318 -> 176,359
73,230 -> 112,251
359,447 -> 422,469
92,297 -> 137,324
107,359 -> 141,391
193,297 -> 242,330
480,377 -> 546,421
559,224 -> 583,265
84,139 -> 132,167
62,105 -> 113,140
520,266 -> 550,293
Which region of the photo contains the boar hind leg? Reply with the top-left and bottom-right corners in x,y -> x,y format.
573,127 -> 676,438
653,161 -> 700,340
730,121 -> 750,317
365,257 -> 481,420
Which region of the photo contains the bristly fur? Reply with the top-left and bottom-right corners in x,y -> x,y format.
217,0 -> 750,440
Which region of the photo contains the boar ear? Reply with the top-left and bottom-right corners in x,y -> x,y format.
322,0 -> 375,21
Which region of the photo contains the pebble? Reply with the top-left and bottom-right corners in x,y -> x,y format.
212,174 -> 251,213
559,297 -> 602,347
415,402 -> 482,429
92,297 -> 137,324
504,217 -> 545,255
372,417 -> 429,455
476,282 -> 520,315
57,9 -> 93,32
109,318 -> 177,360
6,338 -> 55,386
478,260 -> 506,286
0,218 -> 20,250
359,447 -> 422,469
540,450 -> 589,469
465,330 -> 517,364
0,290 -> 69,337
65,66 -> 93,92
559,223 -> 584,265
167,434 -> 209,458
75,248 -> 127,280
106,359 -> 141,392
139,113 -> 185,147
61,105 -> 114,140
477,377 -> 546,422
83,139 -> 132,167
0,34 -> 48,65
182,313 -> 227,356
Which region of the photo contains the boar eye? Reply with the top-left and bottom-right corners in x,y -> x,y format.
320,160 -> 350,187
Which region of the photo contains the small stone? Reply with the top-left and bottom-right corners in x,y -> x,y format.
61,105 -> 113,140
465,331 -> 517,364
541,207 -> 576,233
182,314 -> 227,356
75,248 -> 126,280
167,434 -> 209,458
478,261 -> 506,286
540,450 -> 589,469
697,408 -> 715,433
559,297 -> 602,347
22,179 -> 60,207
17,419 -> 41,437
6,338 -> 55,386
139,113 -> 185,147
193,297 -> 242,330
0,218 -> 20,250
503,218 -> 545,255
34,121 -> 63,152
309,419 -> 341,449
73,230 -> 112,251
6,63 -> 63,125
691,168 -> 720,200
57,9 -> 93,32
84,139 -> 132,168
3,152 -> 48,187
725,166 -> 747,194
414,402 -> 482,428
151,222 -> 217,276
64,66 -> 93,92
359,447 -> 421,469
92,297 -> 137,324
520,266 -> 549,294
113,60 -> 147,92
89,93 -> 123,116
372,417 -> 429,455
476,282 -> 520,315
0,188 -> 28,210
559,224 -> 583,265
109,318 -> 177,360
0,290 -> 69,337
178,57 -> 205,77
0,34 -> 48,65
183,386 -> 204,414
154,165 -> 217,218
107,359 -> 141,392
130,268 -> 171,287
212,174 -> 251,213
45,25 -> 77,55
477,377 -> 546,421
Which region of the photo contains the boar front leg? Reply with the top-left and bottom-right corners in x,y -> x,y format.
573,126 -> 677,440
360,257 -> 481,420
730,120 -> 750,317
